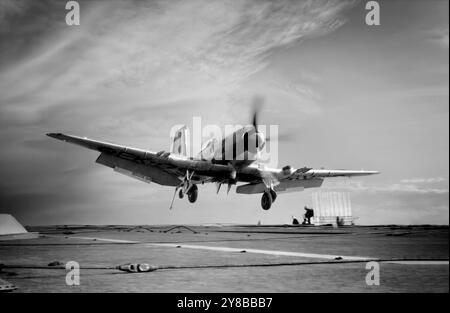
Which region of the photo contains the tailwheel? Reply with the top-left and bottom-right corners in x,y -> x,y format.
187,184 -> 198,203
261,191 -> 273,210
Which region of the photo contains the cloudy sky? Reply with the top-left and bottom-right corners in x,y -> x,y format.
0,0 -> 448,226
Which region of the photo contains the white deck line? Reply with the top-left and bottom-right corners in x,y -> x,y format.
58,236 -> 138,244
61,235 -> 373,260
63,236 -> 450,264
384,261 -> 449,265
149,243 -> 373,261
58,235 -> 450,263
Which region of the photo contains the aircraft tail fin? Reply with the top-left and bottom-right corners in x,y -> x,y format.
170,126 -> 188,157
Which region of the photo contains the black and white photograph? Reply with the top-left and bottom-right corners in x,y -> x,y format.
0,0 -> 448,297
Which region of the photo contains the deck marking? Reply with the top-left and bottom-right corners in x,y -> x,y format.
60,236 -> 138,244
149,243 -> 373,261
384,261 -> 449,265
57,236 -> 449,263
64,235 -> 373,260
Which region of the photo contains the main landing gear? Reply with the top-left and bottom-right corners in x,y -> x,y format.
187,184 -> 198,203
261,189 -> 277,210
170,170 -> 199,210
178,183 -> 198,203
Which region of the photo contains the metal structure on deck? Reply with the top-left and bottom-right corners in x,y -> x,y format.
311,192 -> 355,226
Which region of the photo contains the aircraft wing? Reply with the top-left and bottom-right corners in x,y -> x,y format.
47,133 -> 235,186
48,133 -> 143,155
292,168 -> 379,179
236,167 -> 379,194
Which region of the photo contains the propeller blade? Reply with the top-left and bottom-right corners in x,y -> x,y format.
250,95 -> 265,148
216,182 -> 222,194
252,111 -> 258,133
251,95 -> 264,133
227,183 -> 232,194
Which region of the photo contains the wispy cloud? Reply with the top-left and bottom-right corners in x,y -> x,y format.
1,0 -> 447,226
0,0 -> 356,225
401,177 -> 448,184
323,179 -> 449,195
428,27 -> 449,48
0,0 -> 355,119
322,178 -> 449,225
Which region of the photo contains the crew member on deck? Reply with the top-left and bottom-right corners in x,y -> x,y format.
303,206 -> 314,225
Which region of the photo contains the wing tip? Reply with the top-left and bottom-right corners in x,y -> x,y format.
46,132 -> 64,139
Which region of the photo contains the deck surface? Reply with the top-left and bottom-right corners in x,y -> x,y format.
0,225 -> 448,292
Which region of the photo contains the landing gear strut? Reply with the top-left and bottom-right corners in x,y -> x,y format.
261,190 -> 276,210
169,170 -> 198,210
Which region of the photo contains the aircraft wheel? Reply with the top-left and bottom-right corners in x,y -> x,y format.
270,190 -> 277,203
188,185 -> 198,203
261,192 -> 273,210
178,189 -> 184,199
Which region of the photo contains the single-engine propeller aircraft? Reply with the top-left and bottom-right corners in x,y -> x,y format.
47,105 -> 379,210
